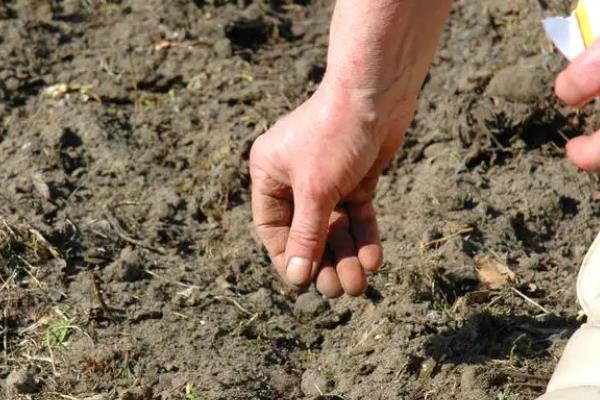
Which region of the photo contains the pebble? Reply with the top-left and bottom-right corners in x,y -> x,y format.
214,38 -> 232,58
4,76 -> 19,92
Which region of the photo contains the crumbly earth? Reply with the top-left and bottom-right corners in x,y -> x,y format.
1,0 -> 599,399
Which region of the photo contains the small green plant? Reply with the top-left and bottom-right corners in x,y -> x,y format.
46,318 -> 77,347
168,88 -> 177,101
119,359 -> 135,379
508,334 -> 533,368
239,73 -> 254,82
185,383 -> 201,400
448,148 -> 462,164
234,315 -> 258,336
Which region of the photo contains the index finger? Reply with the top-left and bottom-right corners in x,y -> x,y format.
555,39 -> 600,106
251,169 -> 292,279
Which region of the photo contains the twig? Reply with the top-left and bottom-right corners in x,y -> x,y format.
3,308 -> 8,363
23,354 -> 55,364
556,130 -> 570,143
45,392 -> 83,400
28,227 -> 61,259
102,210 -> 165,254
16,255 -> 44,290
420,227 -> 474,249
483,293 -> 508,311
90,272 -> 112,316
214,296 -> 253,316
0,270 -> 16,293
504,370 -> 547,381
47,335 -> 58,376
510,287 -> 551,315
314,383 -> 324,396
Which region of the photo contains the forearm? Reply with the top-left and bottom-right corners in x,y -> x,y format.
322,0 -> 451,120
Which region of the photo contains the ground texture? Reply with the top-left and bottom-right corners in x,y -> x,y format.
2,0 -> 600,399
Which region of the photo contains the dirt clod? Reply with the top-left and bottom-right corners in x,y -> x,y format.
0,0 -> 593,399
105,247 -> 148,282
300,368 -> 330,396
294,292 -> 328,318
486,58 -> 552,102
5,368 -> 39,395
119,386 -> 153,400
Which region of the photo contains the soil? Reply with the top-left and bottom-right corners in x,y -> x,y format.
1,0 -> 600,399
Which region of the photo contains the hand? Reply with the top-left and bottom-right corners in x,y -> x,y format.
555,39 -> 600,170
249,83 -> 415,297
249,0 -> 449,297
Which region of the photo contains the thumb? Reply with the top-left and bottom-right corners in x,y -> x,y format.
285,190 -> 335,286
566,130 -> 600,172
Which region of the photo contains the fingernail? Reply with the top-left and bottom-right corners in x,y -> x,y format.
286,257 -> 313,286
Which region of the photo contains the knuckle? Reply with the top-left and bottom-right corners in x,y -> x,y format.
288,221 -> 322,248
300,181 -> 340,206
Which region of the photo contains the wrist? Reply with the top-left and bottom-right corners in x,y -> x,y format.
318,73 -> 421,124
316,73 -> 418,138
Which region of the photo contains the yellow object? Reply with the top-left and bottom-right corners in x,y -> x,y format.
575,0 -> 600,48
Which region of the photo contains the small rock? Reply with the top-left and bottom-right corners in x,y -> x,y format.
214,38 -> 232,58
300,369 -> 330,396
4,76 -> 19,92
6,368 -> 39,394
294,292 -> 327,318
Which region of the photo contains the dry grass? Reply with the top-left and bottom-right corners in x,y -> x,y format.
0,217 -> 68,397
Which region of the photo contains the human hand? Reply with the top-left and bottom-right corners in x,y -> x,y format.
555,40 -> 600,170
249,0 -> 449,297
249,84 -> 415,297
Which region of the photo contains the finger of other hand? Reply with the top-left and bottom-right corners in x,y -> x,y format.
556,39 -> 600,106
566,130 -> 600,172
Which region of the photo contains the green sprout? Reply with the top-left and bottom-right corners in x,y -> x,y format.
46,318 -> 77,347
185,383 -> 202,400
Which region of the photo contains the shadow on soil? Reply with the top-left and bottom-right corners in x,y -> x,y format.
424,311 -> 579,365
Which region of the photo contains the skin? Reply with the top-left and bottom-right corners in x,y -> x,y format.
250,0 -> 600,298
556,39 -> 600,171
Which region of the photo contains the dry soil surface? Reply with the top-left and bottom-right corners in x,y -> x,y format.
1,0 -> 600,399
